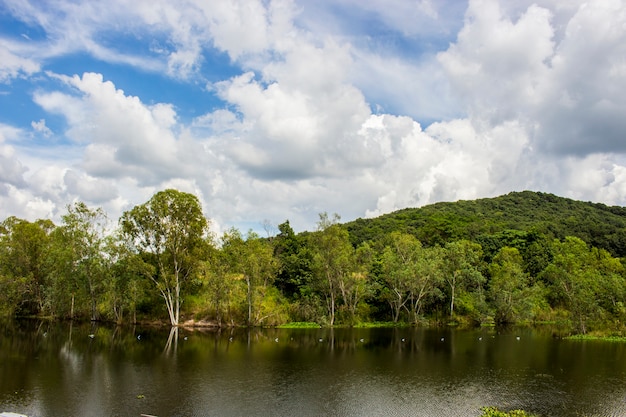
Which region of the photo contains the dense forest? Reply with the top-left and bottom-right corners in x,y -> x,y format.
1,190 -> 625,335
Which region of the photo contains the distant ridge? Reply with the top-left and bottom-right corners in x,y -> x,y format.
343,191 -> 626,257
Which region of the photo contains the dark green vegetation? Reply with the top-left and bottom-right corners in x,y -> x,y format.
1,190 -> 625,334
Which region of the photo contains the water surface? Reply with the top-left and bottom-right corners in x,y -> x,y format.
1,321 -> 625,416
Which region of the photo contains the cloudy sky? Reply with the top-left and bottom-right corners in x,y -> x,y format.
1,0 -> 626,234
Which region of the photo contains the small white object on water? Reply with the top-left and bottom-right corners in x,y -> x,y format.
137,335 -> 141,340
275,338 -> 279,342
401,338 -> 405,342
88,334 -> 95,339
441,337 -> 445,342
319,338 -> 323,342
516,336 -> 521,341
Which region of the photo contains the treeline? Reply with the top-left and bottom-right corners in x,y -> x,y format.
1,189 -> 625,335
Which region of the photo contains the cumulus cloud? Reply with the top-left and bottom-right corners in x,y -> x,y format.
438,0 -> 626,157
1,0 -> 626,233
0,124 -> 28,188
34,72 -> 190,184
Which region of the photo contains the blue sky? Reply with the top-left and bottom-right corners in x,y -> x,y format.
1,0 -> 626,234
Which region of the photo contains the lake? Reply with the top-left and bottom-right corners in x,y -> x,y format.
1,321 -> 625,417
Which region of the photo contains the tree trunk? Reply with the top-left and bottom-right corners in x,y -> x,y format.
246,275 -> 252,326
450,284 -> 455,317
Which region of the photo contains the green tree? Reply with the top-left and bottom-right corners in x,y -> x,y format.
101,233 -> 149,324
442,240 -> 484,318
488,247 -> 545,324
121,189 -> 209,326
198,248 -> 238,326
409,245 -> 444,323
60,202 -> 109,321
337,242 -> 374,325
0,217 -> 55,316
380,232 -> 421,323
42,203 -> 108,320
541,237 -> 626,333
380,232 -> 443,323
274,220 -> 313,299
221,228 -> 279,326
310,213 -> 353,326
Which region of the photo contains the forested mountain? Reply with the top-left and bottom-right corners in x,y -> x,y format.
344,191 -> 626,257
1,190 -> 625,335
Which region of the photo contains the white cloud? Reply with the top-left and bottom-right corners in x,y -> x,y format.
0,40 -> 40,82
438,0 -> 626,157
31,119 -> 52,137
63,170 -> 118,204
2,0 -> 626,234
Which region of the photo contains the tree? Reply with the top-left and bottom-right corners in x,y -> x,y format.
59,202 -> 109,321
221,229 -> 279,326
121,189 -> 209,326
274,220 -> 312,299
541,237 -> 626,334
409,245 -> 444,323
442,240 -> 484,317
310,213 -> 353,326
101,233 -> 149,324
338,242 -> 374,325
0,217 -> 54,316
380,232 -> 420,322
380,232 -> 443,323
198,247 -> 237,327
488,247 -> 541,324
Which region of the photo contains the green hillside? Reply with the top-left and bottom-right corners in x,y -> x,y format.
344,191 -> 626,257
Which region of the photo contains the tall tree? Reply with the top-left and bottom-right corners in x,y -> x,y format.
541,237 -> 626,334
274,220 -> 312,299
0,217 -> 54,316
59,202 -> 109,321
380,232 -> 420,323
381,232 -> 443,323
488,247 -> 536,324
442,240 -> 484,317
221,229 -> 279,326
121,189 -> 209,326
310,213 -> 353,326
408,245 -> 444,323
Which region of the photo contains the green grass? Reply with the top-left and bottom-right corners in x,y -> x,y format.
480,406 -> 538,417
565,334 -> 626,342
352,321 -> 412,328
276,322 -> 321,328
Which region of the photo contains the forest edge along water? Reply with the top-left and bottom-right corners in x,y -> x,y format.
2,191 -> 626,338
1,320 -> 625,417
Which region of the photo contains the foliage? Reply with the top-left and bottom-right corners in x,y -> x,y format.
344,191 -> 626,257
120,189 -> 209,326
1,190 -> 625,335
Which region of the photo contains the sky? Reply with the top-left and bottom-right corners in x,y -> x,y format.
1,0 -> 626,235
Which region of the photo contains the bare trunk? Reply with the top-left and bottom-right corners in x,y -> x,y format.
450,284 -> 455,317
246,275 -> 252,326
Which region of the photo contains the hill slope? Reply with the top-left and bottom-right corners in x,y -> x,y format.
343,191 -> 626,257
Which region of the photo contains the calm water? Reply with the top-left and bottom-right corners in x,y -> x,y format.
1,321 -> 625,417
